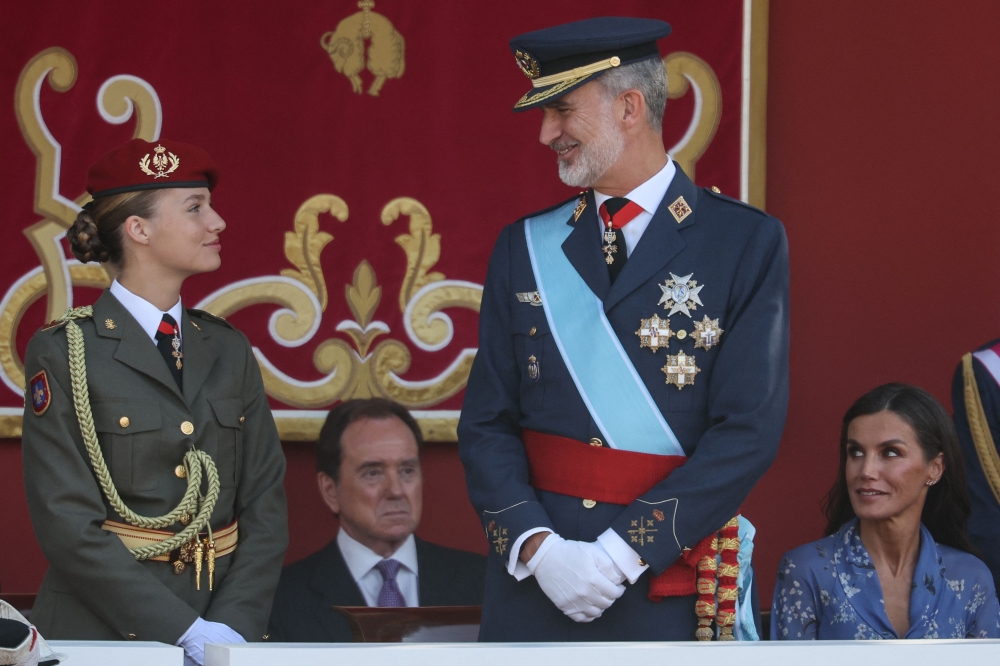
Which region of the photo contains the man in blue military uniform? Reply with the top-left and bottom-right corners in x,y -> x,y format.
952,343 -> 1000,588
458,17 -> 790,641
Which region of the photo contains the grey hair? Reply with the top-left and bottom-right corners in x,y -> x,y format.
596,58 -> 667,132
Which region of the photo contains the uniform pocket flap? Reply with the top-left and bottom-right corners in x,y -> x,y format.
91,399 -> 162,433
210,397 -> 243,428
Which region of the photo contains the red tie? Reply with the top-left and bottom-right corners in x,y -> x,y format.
599,198 -> 643,282
599,198 -> 643,229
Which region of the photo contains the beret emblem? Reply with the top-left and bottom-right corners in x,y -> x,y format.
139,144 -> 180,179
514,50 -> 540,80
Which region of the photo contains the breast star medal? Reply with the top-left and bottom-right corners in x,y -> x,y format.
662,351 -> 700,389
693,315 -> 724,351
658,272 -> 704,317
636,314 -> 674,353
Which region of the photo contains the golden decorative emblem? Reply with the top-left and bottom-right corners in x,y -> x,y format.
652,509 -> 666,522
573,195 -> 587,221
527,355 -> 539,382
320,1 -> 405,97
491,524 -> 509,555
692,315 -> 724,351
514,49 -> 540,80
668,196 -> 692,223
636,313 -> 673,353
628,516 -> 658,547
662,351 -> 700,389
104,318 -> 116,330
139,144 -> 179,179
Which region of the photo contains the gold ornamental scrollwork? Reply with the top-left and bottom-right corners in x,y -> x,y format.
663,52 -> 722,182
2,48 -> 481,442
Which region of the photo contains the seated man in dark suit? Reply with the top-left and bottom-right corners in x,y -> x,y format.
268,398 -> 486,642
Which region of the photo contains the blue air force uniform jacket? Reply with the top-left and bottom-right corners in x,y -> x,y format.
952,340 -> 1000,589
458,166 -> 790,641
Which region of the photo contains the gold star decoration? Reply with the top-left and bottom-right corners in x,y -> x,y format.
692,316 -> 724,351
635,313 -> 674,353
662,351 -> 701,389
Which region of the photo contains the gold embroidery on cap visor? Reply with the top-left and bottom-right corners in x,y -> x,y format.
513,56 -> 624,109
514,50 -> 540,79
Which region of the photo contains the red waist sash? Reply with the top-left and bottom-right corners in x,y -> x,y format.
523,429 -> 715,599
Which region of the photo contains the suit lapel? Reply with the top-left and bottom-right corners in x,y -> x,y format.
180,310 -> 217,405
93,291 -> 184,401
602,166 -> 699,313
310,540 -> 367,608
560,190 -> 611,302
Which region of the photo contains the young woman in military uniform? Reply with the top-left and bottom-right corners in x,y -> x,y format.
21,138 -> 288,666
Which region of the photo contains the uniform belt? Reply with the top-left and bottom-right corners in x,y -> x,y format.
522,430 -> 720,599
101,519 -> 239,563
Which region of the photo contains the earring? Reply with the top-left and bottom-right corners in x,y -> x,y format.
925,480 -> 936,486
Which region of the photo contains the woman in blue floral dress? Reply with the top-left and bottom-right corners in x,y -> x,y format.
771,383 -> 1000,639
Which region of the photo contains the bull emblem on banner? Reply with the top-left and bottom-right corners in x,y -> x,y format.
321,0 -> 405,97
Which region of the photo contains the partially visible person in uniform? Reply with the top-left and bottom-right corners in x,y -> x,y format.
458,17 -> 789,641
268,399 -> 485,642
952,341 -> 1000,588
21,139 -> 288,666
772,383 -> 1000,640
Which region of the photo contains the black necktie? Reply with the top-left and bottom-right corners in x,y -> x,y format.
601,197 -> 633,284
154,313 -> 183,390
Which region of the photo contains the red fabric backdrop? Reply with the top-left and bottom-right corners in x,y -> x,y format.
5,0 -> 999,617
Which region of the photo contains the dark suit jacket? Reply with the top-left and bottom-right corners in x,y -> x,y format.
458,167 -> 788,641
267,537 -> 486,642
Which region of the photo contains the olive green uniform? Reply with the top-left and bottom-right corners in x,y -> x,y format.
21,290 -> 288,643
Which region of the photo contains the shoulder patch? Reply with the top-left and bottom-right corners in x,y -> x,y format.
186,308 -> 235,330
29,370 -> 51,416
702,187 -> 767,216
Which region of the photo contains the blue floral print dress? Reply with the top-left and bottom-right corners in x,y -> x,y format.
771,518 -> 1000,639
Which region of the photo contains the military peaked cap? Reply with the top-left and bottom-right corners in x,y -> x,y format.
509,16 -> 671,111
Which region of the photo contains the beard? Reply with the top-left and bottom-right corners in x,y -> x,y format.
552,109 -> 626,188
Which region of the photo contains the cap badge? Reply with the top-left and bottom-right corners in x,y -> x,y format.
139,144 -> 180,179
658,272 -> 704,318
514,49 -> 540,80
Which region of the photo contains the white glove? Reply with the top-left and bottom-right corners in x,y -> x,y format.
526,534 -> 626,622
177,617 -> 246,666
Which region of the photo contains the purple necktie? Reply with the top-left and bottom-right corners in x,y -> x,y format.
374,559 -> 406,607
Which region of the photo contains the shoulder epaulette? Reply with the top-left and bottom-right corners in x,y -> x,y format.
186,308 -> 235,330
702,186 -> 767,216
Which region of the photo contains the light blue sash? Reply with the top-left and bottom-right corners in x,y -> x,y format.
524,202 -> 683,456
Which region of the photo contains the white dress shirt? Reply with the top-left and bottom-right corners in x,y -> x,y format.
593,157 -> 676,258
507,157 -> 677,584
109,279 -> 184,344
337,529 -> 420,607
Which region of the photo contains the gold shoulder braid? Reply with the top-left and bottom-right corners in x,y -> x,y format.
962,353 -> 1000,506
61,306 -> 221,562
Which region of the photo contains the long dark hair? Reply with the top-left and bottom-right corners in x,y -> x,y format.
822,382 -> 978,554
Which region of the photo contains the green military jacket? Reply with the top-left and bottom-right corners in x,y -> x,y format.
21,290 -> 288,644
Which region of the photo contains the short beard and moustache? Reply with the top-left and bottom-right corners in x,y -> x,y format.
551,101 -> 626,188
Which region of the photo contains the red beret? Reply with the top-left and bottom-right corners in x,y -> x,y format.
87,138 -> 219,199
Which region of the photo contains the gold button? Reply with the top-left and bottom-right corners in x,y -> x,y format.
589,437 -> 603,447
677,329 -> 687,340
239,415 -> 245,423
582,499 -> 597,509
119,416 -> 130,428
173,561 -> 186,575
529,326 -> 537,336
179,513 -> 192,526
175,465 -> 187,479
180,421 -> 194,436
711,186 -> 721,193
